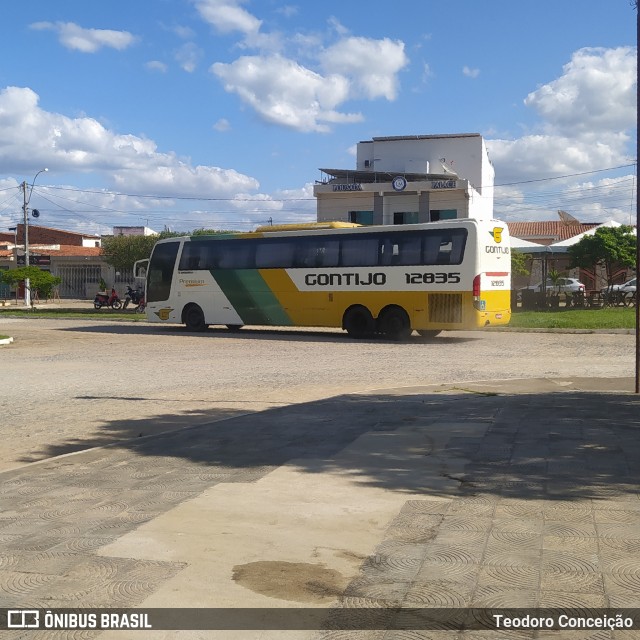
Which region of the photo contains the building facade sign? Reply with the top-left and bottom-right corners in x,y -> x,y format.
392,176 -> 407,192
431,179 -> 457,189
332,184 -> 363,192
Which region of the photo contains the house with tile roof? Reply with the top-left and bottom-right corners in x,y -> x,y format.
507,216 -> 636,293
0,225 -> 131,300
506,220 -> 600,245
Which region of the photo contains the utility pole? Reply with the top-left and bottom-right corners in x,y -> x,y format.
22,180 -> 31,307
20,168 -> 48,307
636,0 -> 639,393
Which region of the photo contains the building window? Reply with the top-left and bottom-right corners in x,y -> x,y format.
348,211 -> 374,225
430,209 -> 457,221
393,212 -> 419,225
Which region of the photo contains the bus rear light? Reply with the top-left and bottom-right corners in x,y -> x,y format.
473,274 -> 481,298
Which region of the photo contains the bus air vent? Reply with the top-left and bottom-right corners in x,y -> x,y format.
429,293 -> 463,324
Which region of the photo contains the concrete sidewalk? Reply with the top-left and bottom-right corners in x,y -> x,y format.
1,377 -> 639,638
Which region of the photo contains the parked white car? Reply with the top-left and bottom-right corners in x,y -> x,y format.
520,278 -> 586,294
601,277 -> 636,295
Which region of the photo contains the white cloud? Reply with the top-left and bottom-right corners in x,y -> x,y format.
194,1 -> 407,131
276,6 -> 299,19
170,25 -> 196,39
327,16 -> 350,37
30,21 -> 136,53
485,46 -> 637,223
487,47 -> 636,185
194,0 -> 261,36
213,118 -> 231,132
525,47 -> 636,136
210,35 -> 407,132
175,43 -> 202,72
145,60 -> 168,73
462,65 -> 480,78
320,37 -> 408,100
0,86 -> 259,198
488,133 -> 626,183
211,55 -> 363,132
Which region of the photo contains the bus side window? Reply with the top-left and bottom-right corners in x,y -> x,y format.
379,239 -> 400,266
147,241 -> 180,302
255,241 -> 294,269
319,240 -> 340,267
294,241 -> 317,268
436,238 -> 453,265
340,237 -> 378,267
179,243 -> 206,270
395,236 -> 421,265
436,231 -> 467,265
217,242 -> 255,269
448,232 -> 466,264
423,234 -> 442,264
294,239 -> 339,268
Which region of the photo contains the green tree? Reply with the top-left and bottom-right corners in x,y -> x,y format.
568,225 -> 636,288
102,229 -> 243,272
2,267 -> 62,299
101,230 -> 185,272
191,228 -> 241,236
101,235 -> 159,272
511,251 -> 530,277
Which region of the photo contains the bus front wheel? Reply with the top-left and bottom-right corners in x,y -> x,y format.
378,307 -> 412,341
183,304 -> 207,331
343,305 -> 375,339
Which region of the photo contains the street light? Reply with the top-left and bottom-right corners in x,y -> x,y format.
21,168 -> 48,306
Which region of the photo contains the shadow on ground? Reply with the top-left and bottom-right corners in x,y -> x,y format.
9,383 -> 640,503
56,322 -> 479,345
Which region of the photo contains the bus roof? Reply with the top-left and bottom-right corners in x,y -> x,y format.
153,218 -> 506,244
254,222 -> 360,232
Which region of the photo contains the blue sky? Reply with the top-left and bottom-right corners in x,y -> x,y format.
0,0 -> 636,234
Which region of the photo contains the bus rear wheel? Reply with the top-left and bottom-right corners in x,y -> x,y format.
343,305 -> 375,339
183,304 -> 207,331
378,307 -> 412,341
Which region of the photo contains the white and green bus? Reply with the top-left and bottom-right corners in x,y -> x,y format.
145,218 -> 511,339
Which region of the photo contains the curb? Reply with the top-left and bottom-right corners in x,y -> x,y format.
486,326 -> 634,335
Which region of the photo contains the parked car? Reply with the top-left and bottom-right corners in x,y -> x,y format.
601,277 -> 636,295
520,278 -> 586,294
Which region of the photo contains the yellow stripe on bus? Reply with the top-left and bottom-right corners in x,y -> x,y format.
258,269 -> 510,330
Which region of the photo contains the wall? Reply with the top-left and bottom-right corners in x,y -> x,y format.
356,135 -> 494,195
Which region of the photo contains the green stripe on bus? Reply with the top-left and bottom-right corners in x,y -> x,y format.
211,269 -> 293,326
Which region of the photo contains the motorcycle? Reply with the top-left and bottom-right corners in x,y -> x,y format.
94,287 -> 122,310
123,285 -> 146,313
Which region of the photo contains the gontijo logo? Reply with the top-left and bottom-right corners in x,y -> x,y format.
154,307 -> 173,321
490,227 -> 503,243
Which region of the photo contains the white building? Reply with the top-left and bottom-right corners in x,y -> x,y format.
314,134 -> 494,225
112,226 -> 158,236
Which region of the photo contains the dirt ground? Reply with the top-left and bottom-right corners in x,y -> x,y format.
0,317 -> 634,472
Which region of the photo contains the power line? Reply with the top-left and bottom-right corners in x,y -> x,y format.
494,164 -> 636,187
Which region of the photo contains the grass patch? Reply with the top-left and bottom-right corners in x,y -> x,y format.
0,304 -> 635,330
510,307 -> 635,330
0,307 -> 146,321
